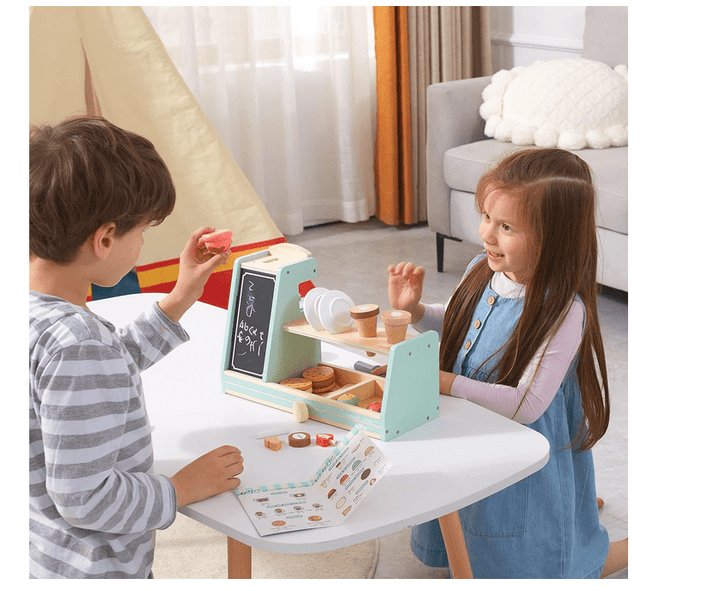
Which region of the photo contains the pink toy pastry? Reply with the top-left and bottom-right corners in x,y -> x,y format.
200,229 -> 232,253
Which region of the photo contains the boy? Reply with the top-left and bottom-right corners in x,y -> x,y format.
29,117 -> 244,578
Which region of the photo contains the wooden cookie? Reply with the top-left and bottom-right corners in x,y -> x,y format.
312,382 -> 337,394
280,377 -> 312,391
302,366 -> 336,391
311,375 -> 336,390
302,366 -> 335,382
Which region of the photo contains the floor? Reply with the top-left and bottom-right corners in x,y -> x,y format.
286,218 -> 628,578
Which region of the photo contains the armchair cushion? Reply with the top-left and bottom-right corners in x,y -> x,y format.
479,58 -> 628,150
444,141 -> 627,235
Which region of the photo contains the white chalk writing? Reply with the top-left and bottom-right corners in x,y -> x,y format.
236,319 -> 265,357
245,280 -> 256,317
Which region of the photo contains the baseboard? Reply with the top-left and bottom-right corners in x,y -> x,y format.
491,32 -> 582,55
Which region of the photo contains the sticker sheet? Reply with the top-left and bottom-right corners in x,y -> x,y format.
236,426 -> 392,536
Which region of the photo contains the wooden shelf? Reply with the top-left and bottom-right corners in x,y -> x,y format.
282,317 -> 412,356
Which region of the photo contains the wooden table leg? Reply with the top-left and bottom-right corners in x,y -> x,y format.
226,515 -> 470,579
438,511 -> 473,579
227,536 -> 252,579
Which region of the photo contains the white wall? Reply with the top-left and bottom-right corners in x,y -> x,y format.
489,6 -> 586,72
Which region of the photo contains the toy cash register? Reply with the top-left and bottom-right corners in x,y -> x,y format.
221,243 -> 439,441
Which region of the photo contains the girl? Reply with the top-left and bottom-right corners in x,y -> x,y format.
388,148 -> 628,578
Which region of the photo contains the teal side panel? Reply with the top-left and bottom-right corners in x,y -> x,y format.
221,256 -> 247,377
381,331 -> 440,441
263,257 -> 321,383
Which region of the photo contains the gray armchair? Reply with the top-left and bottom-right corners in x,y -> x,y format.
426,6 -> 628,292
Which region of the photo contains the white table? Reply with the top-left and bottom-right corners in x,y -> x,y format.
89,294 -> 549,578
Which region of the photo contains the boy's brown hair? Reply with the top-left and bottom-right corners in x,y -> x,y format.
30,116 -> 175,264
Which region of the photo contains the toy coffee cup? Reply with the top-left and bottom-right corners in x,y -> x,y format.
381,309 -> 412,344
350,304 -> 380,337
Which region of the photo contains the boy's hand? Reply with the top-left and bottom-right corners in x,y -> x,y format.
170,445 -> 244,508
388,261 -> 425,324
159,227 -> 231,323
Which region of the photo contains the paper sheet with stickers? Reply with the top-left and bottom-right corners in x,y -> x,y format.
236,426 -> 392,536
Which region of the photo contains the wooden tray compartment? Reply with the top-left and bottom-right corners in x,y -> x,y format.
271,363 -> 384,410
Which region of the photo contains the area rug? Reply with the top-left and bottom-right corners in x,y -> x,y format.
153,513 -> 379,579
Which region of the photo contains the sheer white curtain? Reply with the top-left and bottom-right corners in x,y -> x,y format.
142,6 -> 377,235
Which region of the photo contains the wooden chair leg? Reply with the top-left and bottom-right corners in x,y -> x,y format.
227,536 -> 252,579
436,233 -> 463,273
438,511 -> 473,579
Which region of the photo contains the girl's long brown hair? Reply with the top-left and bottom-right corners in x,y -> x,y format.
439,148 -> 610,451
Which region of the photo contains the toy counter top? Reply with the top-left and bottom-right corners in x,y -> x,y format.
282,317 -> 412,356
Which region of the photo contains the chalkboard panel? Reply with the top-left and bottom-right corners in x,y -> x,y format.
228,268 -> 276,378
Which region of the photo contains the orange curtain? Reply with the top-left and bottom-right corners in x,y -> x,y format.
373,6 -> 414,226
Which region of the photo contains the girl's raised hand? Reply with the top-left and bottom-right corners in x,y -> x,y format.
388,261 -> 426,324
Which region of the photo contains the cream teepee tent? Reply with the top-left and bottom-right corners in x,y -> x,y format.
30,6 -> 285,307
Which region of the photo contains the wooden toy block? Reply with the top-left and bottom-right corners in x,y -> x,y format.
264,436 -> 282,451
280,377 -> 312,391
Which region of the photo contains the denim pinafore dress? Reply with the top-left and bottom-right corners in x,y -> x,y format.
410,257 -> 609,578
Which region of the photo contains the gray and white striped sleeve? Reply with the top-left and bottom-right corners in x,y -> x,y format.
115,302 -> 189,372
38,337 -> 176,534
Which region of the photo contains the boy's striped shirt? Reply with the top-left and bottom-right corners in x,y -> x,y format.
29,292 -> 187,578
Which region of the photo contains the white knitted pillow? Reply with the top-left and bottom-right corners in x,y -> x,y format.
479,58 -> 628,150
